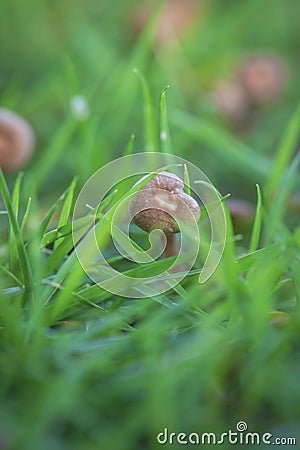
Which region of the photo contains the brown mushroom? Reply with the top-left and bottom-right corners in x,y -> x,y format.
132,0 -> 200,48
129,171 -> 200,263
0,108 -> 35,173
212,80 -> 249,127
225,198 -> 254,224
238,54 -> 287,105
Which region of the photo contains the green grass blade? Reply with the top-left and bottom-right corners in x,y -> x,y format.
0,264 -> 23,287
264,151 -> 300,245
265,102 -> 300,203
9,172 -> 24,269
249,184 -> 262,252
124,134 -> 136,156
47,235 -> 75,273
159,85 -> 172,154
235,245 -> 280,273
11,172 -> 24,217
37,186 -> 73,239
54,176 -> 78,250
133,68 -> 156,152
20,197 -> 32,235
0,168 -> 34,303
183,164 -> 191,195
199,193 -> 230,221
40,215 -> 94,248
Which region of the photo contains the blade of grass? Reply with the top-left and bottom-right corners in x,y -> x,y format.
0,264 -> 23,287
54,176 -> 78,250
183,164 -> 191,195
264,151 -> 300,245
20,197 -> 32,235
159,85 -> 172,154
9,172 -> 23,269
133,68 -> 156,152
124,134 -> 135,156
219,200 -> 244,327
249,184 -> 262,252
235,244 -> 280,273
37,186 -> 72,240
47,235 -> 75,273
265,102 -> 300,203
0,168 -> 34,303
199,193 -> 231,221
41,215 -> 94,248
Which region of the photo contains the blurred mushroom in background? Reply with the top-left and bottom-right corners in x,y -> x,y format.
132,0 -> 200,48
226,198 -> 254,228
211,80 -> 249,128
238,54 -> 287,105
0,108 -> 35,173
211,53 -> 288,129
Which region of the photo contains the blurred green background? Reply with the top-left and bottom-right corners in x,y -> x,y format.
1,0 -> 299,197
1,1 -> 300,449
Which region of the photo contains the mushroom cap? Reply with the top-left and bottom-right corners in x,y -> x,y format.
238,54 -> 287,104
0,108 -> 35,173
212,80 -> 249,125
129,171 -> 200,234
132,0 -> 199,48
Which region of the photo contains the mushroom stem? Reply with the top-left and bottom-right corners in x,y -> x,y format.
162,234 -> 179,259
161,234 -> 185,274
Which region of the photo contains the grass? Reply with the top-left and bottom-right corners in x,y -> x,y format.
1,0 -> 300,449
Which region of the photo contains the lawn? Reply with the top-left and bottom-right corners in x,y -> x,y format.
0,1 -> 300,449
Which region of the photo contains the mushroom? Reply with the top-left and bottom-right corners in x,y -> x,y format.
129,171 -> 200,266
225,198 -> 254,224
212,80 -> 249,127
0,108 -> 35,173
131,0 -> 200,49
238,54 -> 287,105
211,53 -> 287,129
